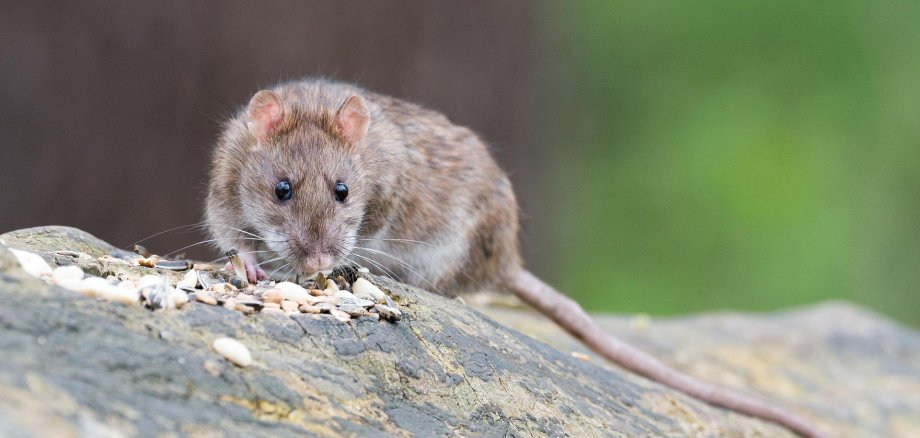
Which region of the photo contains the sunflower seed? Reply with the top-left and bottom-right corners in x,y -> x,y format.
212,337 -> 252,367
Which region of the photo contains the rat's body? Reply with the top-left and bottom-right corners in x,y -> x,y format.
206,78 -> 825,438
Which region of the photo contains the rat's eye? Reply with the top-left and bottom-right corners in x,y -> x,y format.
334,181 -> 349,203
275,179 -> 292,202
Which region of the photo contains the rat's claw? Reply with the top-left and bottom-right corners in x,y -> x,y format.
224,256 -> 268,283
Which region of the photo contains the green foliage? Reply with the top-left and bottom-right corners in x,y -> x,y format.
542,1 -> 920,325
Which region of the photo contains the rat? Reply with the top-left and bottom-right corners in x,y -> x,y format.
205,78 -> 826,438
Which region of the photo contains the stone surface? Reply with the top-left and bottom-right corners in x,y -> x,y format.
0,226 -> 917,437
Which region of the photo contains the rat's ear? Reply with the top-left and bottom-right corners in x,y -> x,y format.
334,96 -> 369,143
246,90 -> 285,144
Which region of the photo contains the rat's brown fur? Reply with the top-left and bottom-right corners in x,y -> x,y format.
206,78 -> 520,295
205,78 -> 826,438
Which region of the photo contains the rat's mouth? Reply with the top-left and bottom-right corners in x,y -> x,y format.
298,253 -> 336,274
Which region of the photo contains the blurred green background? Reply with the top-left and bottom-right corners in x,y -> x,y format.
541,1 -> 920,325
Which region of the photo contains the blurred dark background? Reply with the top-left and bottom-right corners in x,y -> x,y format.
2,1 -> 918,326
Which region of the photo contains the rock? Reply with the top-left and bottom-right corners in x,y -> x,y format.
275,282 -> 309,303
0,226 -> 917,437
212,337 -> 252,367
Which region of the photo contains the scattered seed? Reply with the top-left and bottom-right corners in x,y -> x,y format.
155,259 -> 192,271
384,294 -> 397,308
103,288 -> 141,305
314,302 -> 333,313
212,337 -> 252,367
195,292 -> 218,305
229,276 -> 247,290
333,289 -> 355,299
197,271 -> 217,290
338,304 -> 368,317
168,288 -> 190,309
338,296 -> 375,308
280,300 -> 299,313
9,248 -> 52,279
225,249 -> 248,282
332,265 -> 359,284
374,304 -> 402,321
330,308 -> 351,323
276,282 -> 310,303
262,302 -> 281,309
210,283 -> 235,293
236,299 -> 264,311
570,352 -> 592,362
177,269 -> 198,289
235,303 -> 256,314
137,275 -> 165,290
51,265 -> 84,287
324,279 -> 339,292
261,289 -> 283,304
136,255 -> 160,268
352,278 -> 386,303
299,304 -> 322,314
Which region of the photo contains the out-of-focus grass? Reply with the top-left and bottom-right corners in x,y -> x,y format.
540,1 -> 920,325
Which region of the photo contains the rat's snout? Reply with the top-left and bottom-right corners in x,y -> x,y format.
302,253 -> 334,273
290,238 -> 334,273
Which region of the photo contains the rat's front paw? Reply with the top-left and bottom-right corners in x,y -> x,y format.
224,253 -> 268,283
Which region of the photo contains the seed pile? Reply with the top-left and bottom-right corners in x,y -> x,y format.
7,247 -> 403,324
187,270 -> 403,323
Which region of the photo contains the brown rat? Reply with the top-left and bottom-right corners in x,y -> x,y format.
205,78 -> 826,438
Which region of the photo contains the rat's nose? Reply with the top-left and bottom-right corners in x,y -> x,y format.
303,254 -> 334,273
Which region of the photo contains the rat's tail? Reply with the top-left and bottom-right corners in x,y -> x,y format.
511,269 -> 827,438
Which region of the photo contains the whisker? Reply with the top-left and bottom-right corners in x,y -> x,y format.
269,262 -> 291,281
125,221 -> 207,248
356,238 -> 435,248
252,256 -> 286,269
205,250 -> 275,265
352,246 -> 440,293
348,253 -> 403,284
162,238 -> 280,258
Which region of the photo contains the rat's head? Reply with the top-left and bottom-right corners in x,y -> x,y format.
235,89 -> 370,274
